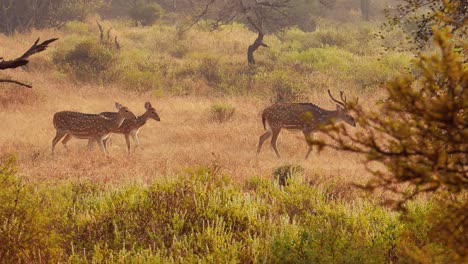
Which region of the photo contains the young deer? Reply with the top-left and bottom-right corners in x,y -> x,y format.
91,102 -> 160,153
257,90 -> 357,159
52,102 -> 136,156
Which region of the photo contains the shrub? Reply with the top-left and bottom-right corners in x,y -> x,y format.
257,70 -> 307,103
62,21 -> 90,35
273,165 -> 303,186
0,155 -> 62,263
311,29 -> 467,261
53,40 -> 115,82
315,30 -> 350,47
129,1 -> 163,26
271,202 -> 402,264
198,56 -> 221,84
120,68 -> 161,92
289,47 -> 355,73
210,103 -> 235,123
0,156 -> 456,262
53,0 -> 104,23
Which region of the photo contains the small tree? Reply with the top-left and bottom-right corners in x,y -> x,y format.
360,0 -> 370,21
184,0 -> 290,65
129,1 -> 163,26
311,29 -> 467,258
381,0 -> 467,50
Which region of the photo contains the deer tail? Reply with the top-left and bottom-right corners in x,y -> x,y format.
262,113 -> 267,130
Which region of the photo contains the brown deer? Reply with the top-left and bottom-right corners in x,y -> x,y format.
52,103 -> 136,156
89,102 -> 160,153
257,90 -> 357,159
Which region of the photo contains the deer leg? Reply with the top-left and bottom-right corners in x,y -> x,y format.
271,128 -> 282,158
124,134 -> 131,153
257,128 -> 272,155
87,139 -> 96,151
103,134 -> 112,149
303,130 -> 313,159
130,131 -> 140,150
96,138 -> 109,156
61,134 -> 72,152
52,131 -> 66,155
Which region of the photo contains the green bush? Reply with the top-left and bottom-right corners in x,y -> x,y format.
53,0 -> 104,23
273,165 -> 303,186
315,30 -> 350,47
289,47 -> 355,73
129,1 -> 163,26
120,68 -> 161,92
53,40 -> 116,82
198,56 -> 222,84
0,155 -> 454,262
0,156 -> 62,263
271,203 -> 401,264
62,21 -> 90,35
210,103 -> 236,123
256,69 -> 307,103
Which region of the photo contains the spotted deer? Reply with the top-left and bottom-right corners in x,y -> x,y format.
89,102 -> 160,153
52,102 -> 136,156
257,90 -> 357,159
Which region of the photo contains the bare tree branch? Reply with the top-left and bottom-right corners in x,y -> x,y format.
179,0 -> 217,33
0,37 -> 58,88
0,79 -> 32,88
0,38 -> 58,70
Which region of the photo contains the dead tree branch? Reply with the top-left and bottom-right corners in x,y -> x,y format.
0,38 -> 58,70
0,37 -> 58,88
0,79 -> 32,88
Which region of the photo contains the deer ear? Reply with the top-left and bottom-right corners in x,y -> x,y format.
144,102 -> 152,110
115,102 -> 123,110
336,104 -> 342,111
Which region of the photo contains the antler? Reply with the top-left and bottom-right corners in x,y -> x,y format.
328,89 -> 346,107
0,38 -> 58,70
340,91 -> 347,104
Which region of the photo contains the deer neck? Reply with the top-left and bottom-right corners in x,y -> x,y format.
110,114 -> 127,130
135,113 -> 150,127
323,110 -> 340,123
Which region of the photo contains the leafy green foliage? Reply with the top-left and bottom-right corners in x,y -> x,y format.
53,40 -> 116,82
0,157 -> 459,262
312,29 -> 467,260
255,69 -> 308,103
129,1 -> 163,26
273,164 -> 303,186
381,0 -> 468,50
0,0 -> 104,34
0,155 -> 62,263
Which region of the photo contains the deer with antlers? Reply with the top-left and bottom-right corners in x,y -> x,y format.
257,90 -> 357,159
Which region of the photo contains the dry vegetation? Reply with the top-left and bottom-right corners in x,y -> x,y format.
1,13 -> 461,263
0,24 -> 382,187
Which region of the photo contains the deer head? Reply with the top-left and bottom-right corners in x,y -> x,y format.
115,102 -> 137,119
144,102 -> 160,121
328,89 -> 356,127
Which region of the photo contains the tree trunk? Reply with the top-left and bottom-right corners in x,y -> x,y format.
360,0 -> 370,21
246,17 -> 268,65
247,31 -> 269,65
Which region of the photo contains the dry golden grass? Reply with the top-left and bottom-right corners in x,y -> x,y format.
0,27 -> 382,189
0,84 -> 370,187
